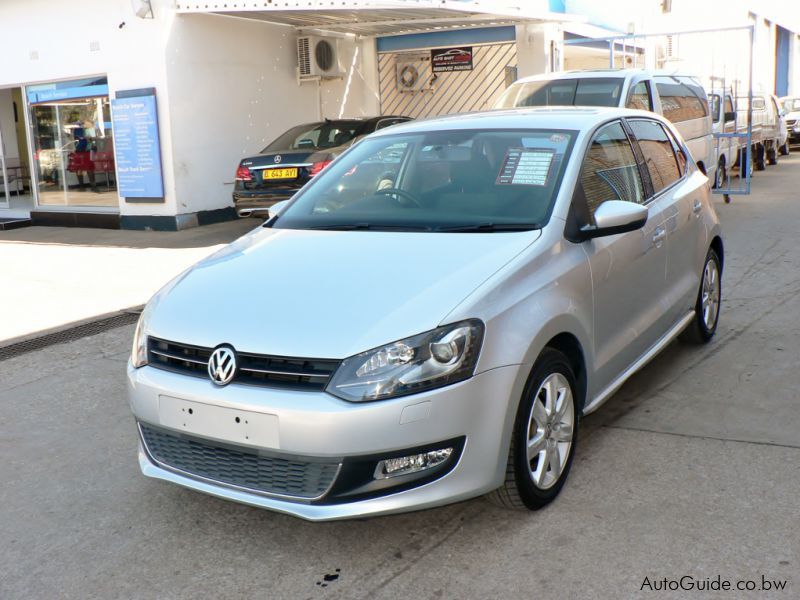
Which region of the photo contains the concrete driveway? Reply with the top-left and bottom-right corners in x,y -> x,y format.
1,159 -> 799,598
0,219 -> 254,343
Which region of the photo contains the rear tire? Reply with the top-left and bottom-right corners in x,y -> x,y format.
768,143 -> 779,166
680,248 -> 722,344
755,145 -> 766,171
487,349 -> 579,510
779,141 -> 790,156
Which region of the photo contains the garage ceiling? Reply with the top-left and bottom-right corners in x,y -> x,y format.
175,0 -> 582,36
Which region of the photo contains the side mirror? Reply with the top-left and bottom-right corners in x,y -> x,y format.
724,111 -> 736,122
579,200 -> 648,240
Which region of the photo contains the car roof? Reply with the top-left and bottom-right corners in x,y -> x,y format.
512,68 -> 700,85
295,116 -> 410,126
369,106 -> 665,136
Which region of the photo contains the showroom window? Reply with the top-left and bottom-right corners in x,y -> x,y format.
27,77 -> 117,208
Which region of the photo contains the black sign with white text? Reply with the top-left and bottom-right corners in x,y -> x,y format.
431,47 -> 474,72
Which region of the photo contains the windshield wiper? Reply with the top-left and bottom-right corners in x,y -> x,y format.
436,222 -> 542,233
309,223 -> 433,231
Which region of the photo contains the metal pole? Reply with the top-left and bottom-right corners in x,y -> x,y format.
746,24 -> 753,189
0,117 -> 8,208
609,40 -> 614,68
56,105 -> 67,205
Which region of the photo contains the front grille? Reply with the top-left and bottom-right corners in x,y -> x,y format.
147,337 -> 340,391
139,423 -> 340,499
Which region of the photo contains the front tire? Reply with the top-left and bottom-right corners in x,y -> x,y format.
714,157 -> 726,189
488,349 -> 579,510
681,248 -> 722,344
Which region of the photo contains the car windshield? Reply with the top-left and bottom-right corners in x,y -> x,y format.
272,128 -> 576,232
263,121 -> 366,152
496,78 -> 624,108
783,98 -> 800,112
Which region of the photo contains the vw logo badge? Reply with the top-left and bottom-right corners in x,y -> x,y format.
208,346 -> 237,386
274,154 -> 282,164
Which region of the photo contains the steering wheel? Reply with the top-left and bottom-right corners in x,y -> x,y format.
373,187 -> 423,208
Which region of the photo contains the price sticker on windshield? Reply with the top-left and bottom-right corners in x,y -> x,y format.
496,148 -> 554,186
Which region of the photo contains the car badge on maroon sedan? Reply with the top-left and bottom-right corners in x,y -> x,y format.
208,346 -> 237,386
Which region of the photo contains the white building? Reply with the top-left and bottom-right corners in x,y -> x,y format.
0,0 -> 796,230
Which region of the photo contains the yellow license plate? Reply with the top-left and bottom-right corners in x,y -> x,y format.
264,168 -> 298,180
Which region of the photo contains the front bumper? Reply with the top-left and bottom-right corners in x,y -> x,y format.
128,362 -> 522,520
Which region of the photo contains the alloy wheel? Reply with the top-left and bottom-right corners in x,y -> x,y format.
701,258 -> 720,330
525,373 -> 574,490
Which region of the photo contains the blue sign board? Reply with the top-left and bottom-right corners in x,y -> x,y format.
27,84 -> 109,104
27,77 -> 109,104
111,94 -> 164,200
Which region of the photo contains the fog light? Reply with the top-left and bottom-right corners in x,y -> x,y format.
373,448 -> 453,479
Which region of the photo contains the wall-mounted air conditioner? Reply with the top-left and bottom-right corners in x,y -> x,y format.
297,35 -> 345,79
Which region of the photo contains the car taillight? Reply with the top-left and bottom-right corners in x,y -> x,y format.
309,160 -> 333,177
235,165 -> 252,181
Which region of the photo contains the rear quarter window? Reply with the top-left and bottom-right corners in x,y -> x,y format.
655,76 -> 709,123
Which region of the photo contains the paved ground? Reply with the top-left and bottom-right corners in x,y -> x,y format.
2,158 -> 800,599
0,219 -> 255,343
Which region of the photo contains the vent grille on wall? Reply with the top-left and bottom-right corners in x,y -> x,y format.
297,37 -> 311,76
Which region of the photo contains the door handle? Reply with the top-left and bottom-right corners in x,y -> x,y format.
652,227 -> 666,246
692,199 -> 703,215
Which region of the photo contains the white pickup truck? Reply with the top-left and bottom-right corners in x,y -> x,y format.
737,93 -> 789,171
708,89 -> 745,186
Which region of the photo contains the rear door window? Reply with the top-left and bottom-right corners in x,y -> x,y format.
655,76 -> 709,122
628,119 -> 682,194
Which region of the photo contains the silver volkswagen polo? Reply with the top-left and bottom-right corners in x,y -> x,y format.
128,107 -> 722,520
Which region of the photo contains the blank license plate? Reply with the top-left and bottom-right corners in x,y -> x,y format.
158,395 -> 280,449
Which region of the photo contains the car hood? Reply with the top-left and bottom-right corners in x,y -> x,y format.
147,226 -> 540,358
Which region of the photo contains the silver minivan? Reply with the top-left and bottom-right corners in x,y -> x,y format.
128,107 -> 722,520
496,69 -> 715,182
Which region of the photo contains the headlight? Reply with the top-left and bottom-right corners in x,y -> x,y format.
326,320 -> 484,402
129,268 -> 194,369
130,305 -> 151,368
